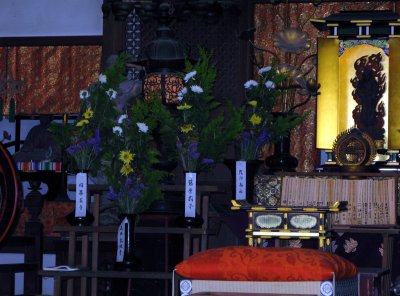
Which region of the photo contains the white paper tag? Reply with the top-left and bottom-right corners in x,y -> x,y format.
116,217 -> 128,262
75,172 -> 87,217
184,172 -> 197,218
236,161 -> 246,200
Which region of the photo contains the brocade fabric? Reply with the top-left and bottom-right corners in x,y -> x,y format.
0,45 -> 101,115
175,246 -> 358,281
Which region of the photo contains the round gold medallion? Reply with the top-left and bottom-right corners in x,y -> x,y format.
332,127 -> 376,168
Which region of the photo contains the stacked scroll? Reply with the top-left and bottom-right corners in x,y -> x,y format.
280,176 -> 397,225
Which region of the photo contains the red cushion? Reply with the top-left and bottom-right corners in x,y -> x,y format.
175,246 -> 358,281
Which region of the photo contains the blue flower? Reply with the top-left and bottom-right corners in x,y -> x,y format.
66,145 -> 81,155
108,186 -> 118,199
187,143 -> 200,160
257,128 -> 269,146
240,131 -> 252,147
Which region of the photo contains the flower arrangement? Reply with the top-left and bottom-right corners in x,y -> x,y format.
49,55 -> 126,172
239,65 -> 306,160
172,49 -> 243,172
103,102 -> 166,214
49,54 -> 167,215
65,128 -> 101,171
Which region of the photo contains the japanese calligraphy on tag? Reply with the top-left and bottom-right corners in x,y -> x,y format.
184,172 -> 197,218
236,161 -> 246,200
75,172 -> 88,217
116,217 -> 128,262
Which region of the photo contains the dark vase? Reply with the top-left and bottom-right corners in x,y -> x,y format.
224,159 -> 262,203
115,214 -> 141,270
66,171 -> 94,226
265,135 -> 298,172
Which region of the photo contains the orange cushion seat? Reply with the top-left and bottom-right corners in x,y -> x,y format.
175,246 -> 358,282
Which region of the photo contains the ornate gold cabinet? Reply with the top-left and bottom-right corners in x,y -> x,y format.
231,200 -> 346,250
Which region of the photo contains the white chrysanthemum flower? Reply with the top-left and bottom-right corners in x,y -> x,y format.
98,74 -> 107,84
190,85 -> 204,94
117,114 -> 128,124
177,87 -> 187,102
79,90 -> 90,99
137,122 -> 149,133
177,94 -> 184,102
244,80 -> 258,89
113,126 -> 123,136
184,71 -> 197,83
258,66 -> 272,75
181,87 -> 187,95
106,88 -> 117,99
265,80 -> 276,89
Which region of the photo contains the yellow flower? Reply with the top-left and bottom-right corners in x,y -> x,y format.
177,103 -> 192,110
248,100 -> 257,107
76,119 -> 89,127
249,114 -> 262,126
119,150 -> 134,164
83,108 -> 94,119
120,163 -> 134,176
180,124 -> 194,133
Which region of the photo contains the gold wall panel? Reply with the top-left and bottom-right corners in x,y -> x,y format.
316,38 -> 339,149
389,38 -> 400,150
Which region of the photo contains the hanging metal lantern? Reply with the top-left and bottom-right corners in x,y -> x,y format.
143,71 -> 184,104
142,23 -> 185,104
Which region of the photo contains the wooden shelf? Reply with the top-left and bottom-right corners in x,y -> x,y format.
40,270 -> 172,280
53,225 -> 206,235
46,183 -> 224,296
333,224 -> 400,234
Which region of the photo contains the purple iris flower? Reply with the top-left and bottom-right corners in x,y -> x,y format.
94,129 -> 100,142
66,145 -> 81,155
79,140 -> 88,148
187,143 -> 200,160
108,177 -> 145,202
125,178 -> 144,200
87,130 -> 101,155
240,131 -> 251,147
107,186 -> 118,199
257,128 -> 269,146
88,131 -> 100,146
